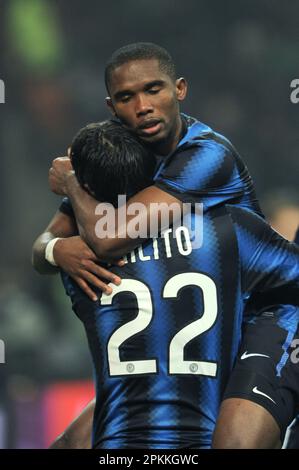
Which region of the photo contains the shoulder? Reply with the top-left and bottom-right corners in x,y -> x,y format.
227,205 -> 267,231
173,116 -> 241,171
227,206 -> 299,254
180,114 -> 237,152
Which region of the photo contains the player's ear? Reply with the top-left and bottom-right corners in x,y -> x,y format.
175,78 -> 187,102
106,97 -> 117,116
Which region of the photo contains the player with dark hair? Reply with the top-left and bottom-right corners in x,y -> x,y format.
34,42 -> 298,448
104,42 -> 176,94
49,121 -> 299,449
71,120 -> 156,206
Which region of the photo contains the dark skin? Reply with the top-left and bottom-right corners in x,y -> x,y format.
50,399 -> 281,449
32,209 -> 78,276
40,58 -> 281,448
212,399 -> 281,449
49,162 -> 182,262
49,398 -> 95,449
106,59 -> 186,155
33,59 -> 187,296
32,209 -> 122,299
48,60 -> 188,261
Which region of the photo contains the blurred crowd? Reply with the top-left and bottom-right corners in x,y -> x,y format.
0,0 -> 298,448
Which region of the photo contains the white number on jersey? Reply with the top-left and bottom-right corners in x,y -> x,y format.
101,273 -> 218,377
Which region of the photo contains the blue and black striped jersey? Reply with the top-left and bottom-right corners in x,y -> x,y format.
59,114 -> 262,219
59,114 -> 295,448
61,206 -> 299,449
153,114 -> 262,215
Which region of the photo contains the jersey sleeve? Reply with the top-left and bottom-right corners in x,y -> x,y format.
59,197 -> 75,218
154,136 -> 257,211
230,206 -> 299,306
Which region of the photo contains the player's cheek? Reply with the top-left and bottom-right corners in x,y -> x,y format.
117,108 -> 135,127
159,97 -> 173,119
164,99 -> 177,123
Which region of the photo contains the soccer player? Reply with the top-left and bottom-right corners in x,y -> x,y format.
50,121 -> 299,449
35,42 -> 262,300
285,225 -> 299,449
33,43 -> 298,447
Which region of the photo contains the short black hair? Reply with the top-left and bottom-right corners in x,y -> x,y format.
105,42 -> 176,93
71,120 -> 156,207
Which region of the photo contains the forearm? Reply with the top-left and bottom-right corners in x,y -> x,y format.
65,175 -> 101,248
49,429 -> 91,450
65,174 -> 146,261
32,232 -> 60,275
65,175 -> 183,261
32,210 -> 78,275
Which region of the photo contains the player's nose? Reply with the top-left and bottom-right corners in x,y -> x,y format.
135,94 -> 153,116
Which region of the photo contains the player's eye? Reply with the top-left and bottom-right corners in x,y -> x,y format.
147,87 -> 160,94
120,95 -> 132,103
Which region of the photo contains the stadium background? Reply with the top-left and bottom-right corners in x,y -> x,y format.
0,0 -> 299,448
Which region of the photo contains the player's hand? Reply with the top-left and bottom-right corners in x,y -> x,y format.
49,156 -> 74,195
53,236 -> 123,300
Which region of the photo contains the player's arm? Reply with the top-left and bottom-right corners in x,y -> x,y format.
232,207 -> 299,304
49,398 -> 95,449
32,209 -> 122,299
49,159 -> 183,262
67,181 -> 181,261
32,209 -> 78,275
48,139 -> 248,262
